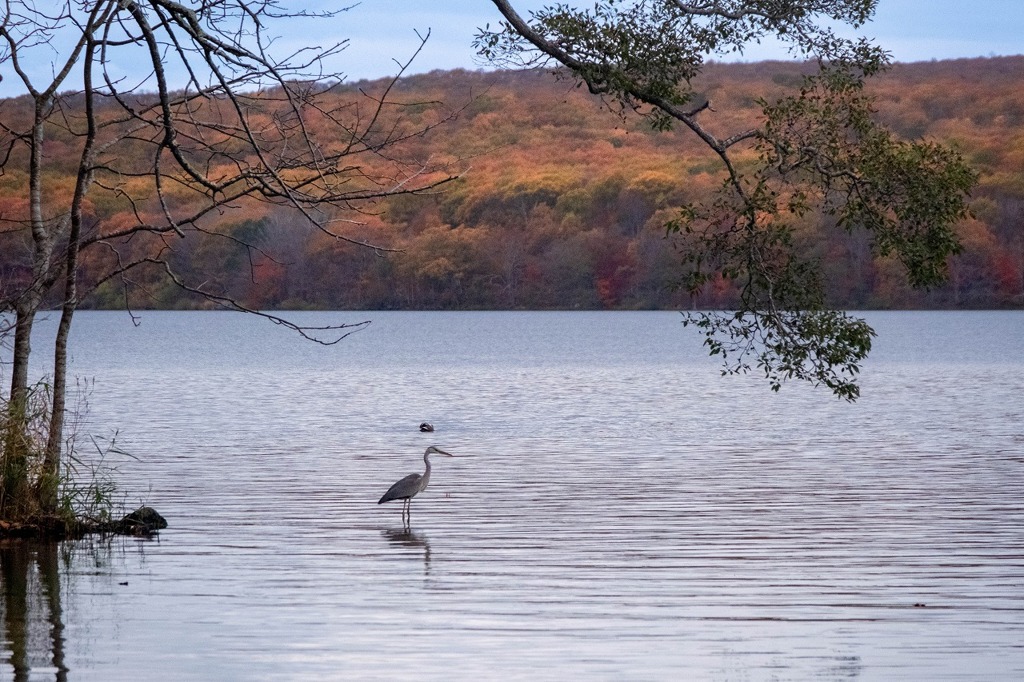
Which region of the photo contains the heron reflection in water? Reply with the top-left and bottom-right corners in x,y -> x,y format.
378,446 -> 455,525
382,527 -> 432,573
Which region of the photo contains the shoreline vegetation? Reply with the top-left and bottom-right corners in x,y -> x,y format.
0,380 -> 166,540
2,59 -> 1022,314
0,506 -> 167,540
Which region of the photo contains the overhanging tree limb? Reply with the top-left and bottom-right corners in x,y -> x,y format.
480,0 -> 975,400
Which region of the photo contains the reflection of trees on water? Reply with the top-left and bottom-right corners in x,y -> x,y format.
1,539 -> 137,680
1,542 -> 68,681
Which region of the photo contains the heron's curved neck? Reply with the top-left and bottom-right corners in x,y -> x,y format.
423,451 -> 432,477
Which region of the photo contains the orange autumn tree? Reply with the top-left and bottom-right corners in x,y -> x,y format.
0,0 -> 456,528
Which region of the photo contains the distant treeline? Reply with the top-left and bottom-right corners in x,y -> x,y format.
3,57 -> 1022,310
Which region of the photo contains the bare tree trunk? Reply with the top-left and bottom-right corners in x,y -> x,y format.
39,305 -> 73,512
2,92 -> 60,517
39,42 -> 96,514
41,224 -> 82,510
1,305 -> 36,518
7,305 -> 33,409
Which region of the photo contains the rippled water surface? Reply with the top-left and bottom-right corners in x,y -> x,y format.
3,311 -> 1023,680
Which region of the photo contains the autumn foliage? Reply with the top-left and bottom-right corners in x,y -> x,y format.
2,57 -> 1022,311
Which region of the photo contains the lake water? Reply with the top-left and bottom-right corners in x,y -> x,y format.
2,310 -> 1023,680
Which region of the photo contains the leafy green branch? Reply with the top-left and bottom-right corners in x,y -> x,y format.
480,0 -> 976,400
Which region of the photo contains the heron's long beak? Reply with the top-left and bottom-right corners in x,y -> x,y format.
437,448 -> 455,457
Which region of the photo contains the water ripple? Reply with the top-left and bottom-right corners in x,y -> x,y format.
3,310 -> 1023,680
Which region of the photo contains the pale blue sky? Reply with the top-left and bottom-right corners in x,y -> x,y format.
1,1 -> 1021,95
329,0 -> 1024,79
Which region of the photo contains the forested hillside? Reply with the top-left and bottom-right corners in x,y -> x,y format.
3,57 -> 1022,310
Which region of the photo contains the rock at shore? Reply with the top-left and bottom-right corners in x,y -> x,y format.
118,506 -> 168,535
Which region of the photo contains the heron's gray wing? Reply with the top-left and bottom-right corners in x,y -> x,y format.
378,473 -> 423,504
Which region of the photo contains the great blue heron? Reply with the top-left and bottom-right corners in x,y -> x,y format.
378,446 -> 455,524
